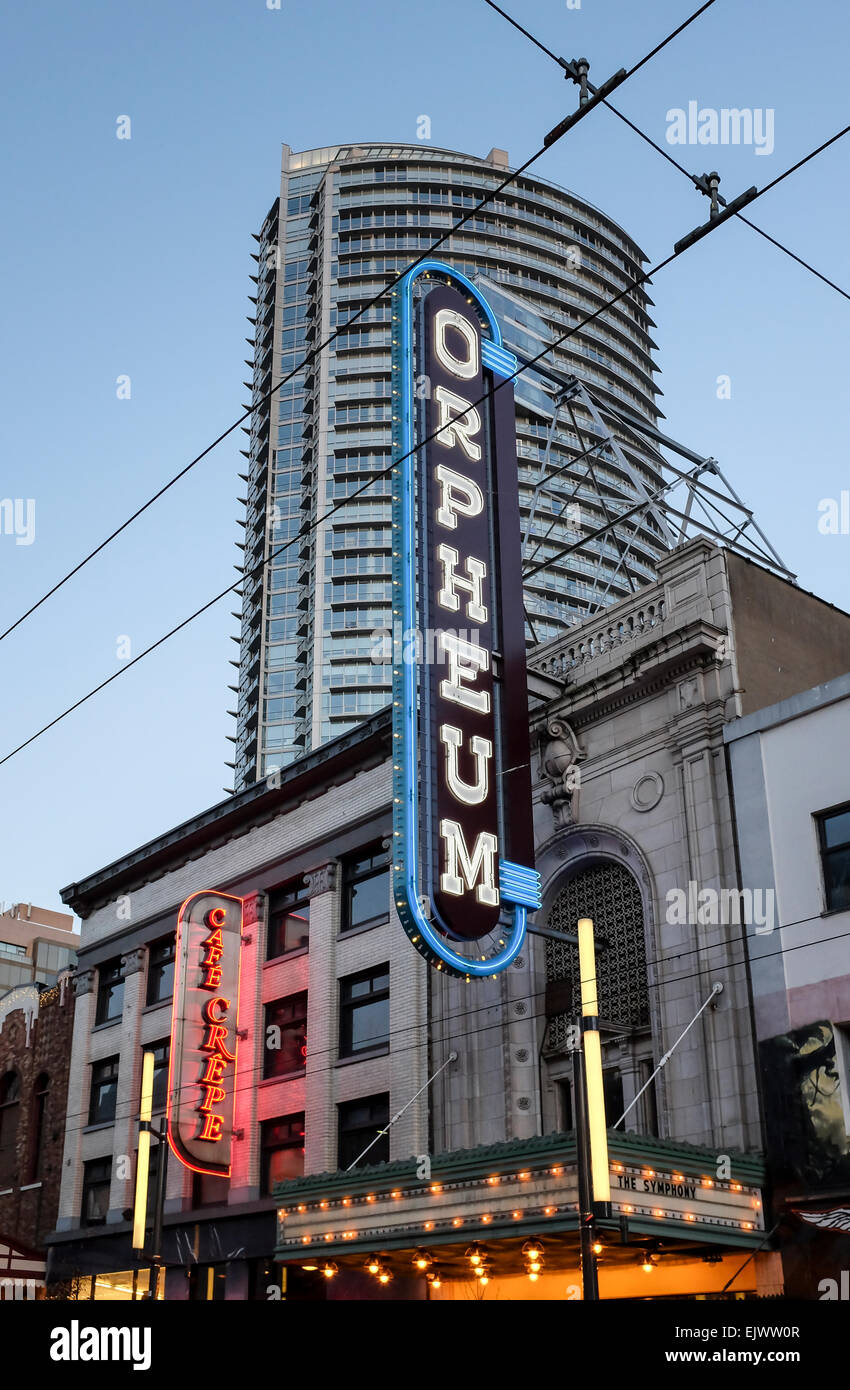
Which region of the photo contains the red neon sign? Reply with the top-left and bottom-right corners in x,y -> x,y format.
167,891 -> 243,1176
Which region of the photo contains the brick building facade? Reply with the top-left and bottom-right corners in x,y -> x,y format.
0,977 -> 75,1258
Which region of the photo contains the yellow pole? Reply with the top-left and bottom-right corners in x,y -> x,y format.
577,918 -> 611,1205
132,1051 -> 155,1251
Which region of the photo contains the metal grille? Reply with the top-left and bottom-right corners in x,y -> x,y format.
545,863 -> 649,1049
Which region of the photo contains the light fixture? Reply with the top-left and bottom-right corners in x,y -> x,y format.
301,1264 -> 319,1272
365,1255 -> 381,1275
378,1269 -> 392,1285
412,1249 -> 432,1271
521,1239 -> 543,1261
592,1240 -> 603,1256
427,1270 -> 442,1290
641,1259 -> 654,1274
321,1261 -> 338,1280
528,1260 -> 542,1274
528,1270 -> 540,1283
465,1245 -> 484,1267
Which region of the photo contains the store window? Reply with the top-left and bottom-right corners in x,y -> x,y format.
89,1056 -> 120,1126
817,804 -> 850,912
0,1071 -> 20,1182
338,1093 -> 390,1170
189,1263 -> 227,1301
95,958 -> 125,1025
339,966 -> 389,1058
341,843 -> 389,933
81,1157 -> 112,1226
267,882 -> 311,959
263,993 -> 308,1078
146,935 -> 176,1005
261,1114 -> 305,1194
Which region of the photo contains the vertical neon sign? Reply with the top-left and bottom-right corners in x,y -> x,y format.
167,890 -> 243,1175
391,263 -> 541,977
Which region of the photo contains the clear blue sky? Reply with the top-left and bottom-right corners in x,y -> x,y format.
0,0 -> 847,913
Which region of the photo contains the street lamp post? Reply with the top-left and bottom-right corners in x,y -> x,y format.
574,917 -> 611,1300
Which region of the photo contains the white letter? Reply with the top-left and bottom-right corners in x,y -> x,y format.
440,725 -> 492,805
437,545 -> 487,623
440,820 -> 499,905
438,633 -> 489,713
754,108 -> 774,157
665,108 -> 686,146
434,386 -> 481,461
434,309 -> 478,380
50,1328 -> 70,1362
435,465 -> 483,530
818,498 -> 838,535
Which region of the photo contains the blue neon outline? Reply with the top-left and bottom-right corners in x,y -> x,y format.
391,260 -> 539,978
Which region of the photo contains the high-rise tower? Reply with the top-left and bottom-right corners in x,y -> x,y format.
230,142 -> 663,790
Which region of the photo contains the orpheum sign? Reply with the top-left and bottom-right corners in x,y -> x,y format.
167,891 -> 243,1175
391,262 -> 541,977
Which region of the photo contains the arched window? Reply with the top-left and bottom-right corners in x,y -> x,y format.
0,1071 -> 21,1182
544,862 -> 656,1134
31,1072 -> 49,1181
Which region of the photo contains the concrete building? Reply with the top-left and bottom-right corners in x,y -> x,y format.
232,142 -> 666,789
48,539 -> 850,1300
0,902 -> 79,995
726,670 -> 850,1298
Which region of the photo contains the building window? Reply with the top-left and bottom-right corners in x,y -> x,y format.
341,843 -> 389,933
337,1093 -> 390,1170
96,958 -> 125,1025
30,1072 -> 49,1181
0,1071 -> 20,1183
261,1114 -> 305,1194
81,1157 -> 112,1226
192,1172 -> 230,1208
339,966 -> 389,1058
89,1056 -> 120,1126
544,862 -> 649,1045
602,1068 -> 625,1126
146,936 -> 176,1005
144,1041 -> 170,1113
817,804 -> 850,912
556,1077 -> 573,1132
267,882 -> 310,959
263,993 -> 308,1078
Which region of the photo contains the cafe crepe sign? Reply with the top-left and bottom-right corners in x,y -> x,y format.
391,262 -> 541,977
167,891 -> 243,1175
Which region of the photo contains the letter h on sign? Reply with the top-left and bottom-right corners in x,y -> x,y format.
390,263 -> 541,977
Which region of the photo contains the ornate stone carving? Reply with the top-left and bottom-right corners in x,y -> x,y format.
121,947 -> 146,977
539,718 -> 584,829
304,861 -> 339,896
631,771 -> 665,813
73,967 -> 97,999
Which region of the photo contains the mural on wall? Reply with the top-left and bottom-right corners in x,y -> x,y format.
760,1021 -> 850,1190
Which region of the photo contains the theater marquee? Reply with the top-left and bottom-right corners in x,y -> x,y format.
391,262 -> 541,977
167,890 -> 243,1176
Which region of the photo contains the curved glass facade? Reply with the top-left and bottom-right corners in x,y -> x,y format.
232,143 -> 665,789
